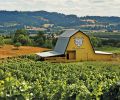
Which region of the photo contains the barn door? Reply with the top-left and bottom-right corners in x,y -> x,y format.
67,51 -> 76,60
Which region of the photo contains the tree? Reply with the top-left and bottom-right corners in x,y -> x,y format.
44,40 -> 53,48
34,31 -> 46,47
13,29 -> 32,46
90,36 -> 102,47
52,38 -> 57,47
14,42 -> 21,50
36,37 -> 44,46
15,29 -> 28,36
17,35 -> 32,46
37,31 -> 46,41
0,36 -> 4,48
13,29 -> 28,42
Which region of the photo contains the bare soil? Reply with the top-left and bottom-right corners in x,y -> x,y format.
0,45 -> 49,59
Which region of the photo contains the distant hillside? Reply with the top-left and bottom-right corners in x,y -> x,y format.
0,11 -> 120,34
0,11 -> 85,26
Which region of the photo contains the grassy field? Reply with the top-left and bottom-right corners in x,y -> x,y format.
0,45 -> 48,59
96,46 -> 120,54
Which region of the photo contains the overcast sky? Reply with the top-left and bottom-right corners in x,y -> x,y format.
0,0 -> 120,17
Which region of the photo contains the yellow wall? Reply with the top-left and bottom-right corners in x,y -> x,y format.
66,31 -> 113,61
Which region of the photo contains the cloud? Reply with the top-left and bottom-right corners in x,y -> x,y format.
0,0 -> 120,16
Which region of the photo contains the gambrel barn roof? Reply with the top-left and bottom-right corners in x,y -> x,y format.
54,30 -> 79,54
60,29 -> 79,37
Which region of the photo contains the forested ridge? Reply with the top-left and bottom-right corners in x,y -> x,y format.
0,11 -> 120,33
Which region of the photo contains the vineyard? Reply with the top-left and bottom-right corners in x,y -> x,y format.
0,56 -> 120,100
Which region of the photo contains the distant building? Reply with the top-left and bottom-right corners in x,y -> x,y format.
25,26 -> 46,31
113,30 -> 119,32
91,29 -> 107,32
81,19 -> 96,23
43,24 -> 54,28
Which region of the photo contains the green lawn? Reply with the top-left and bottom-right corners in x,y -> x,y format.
96,46 -> 120,54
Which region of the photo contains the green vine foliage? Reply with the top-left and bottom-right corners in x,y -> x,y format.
0,58 -> 120,100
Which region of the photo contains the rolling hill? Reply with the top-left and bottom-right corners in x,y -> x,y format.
0,10 -> 120,34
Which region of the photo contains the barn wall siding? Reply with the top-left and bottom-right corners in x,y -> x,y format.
66,31 -> 113,61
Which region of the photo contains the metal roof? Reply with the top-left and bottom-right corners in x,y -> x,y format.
36,51 -> 63,57
54,29 -> 80,54
60,29 -> 79,37
95,51 -> 113,55
54,37 -> 69,54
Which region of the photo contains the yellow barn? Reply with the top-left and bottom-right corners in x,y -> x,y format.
37,30 -> 113,62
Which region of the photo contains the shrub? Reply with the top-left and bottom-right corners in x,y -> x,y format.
14,42 -> 22,50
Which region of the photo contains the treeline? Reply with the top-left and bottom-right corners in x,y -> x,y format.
0,29 -> 120,49
89,33 -> 120,48
0,29 -> 57,49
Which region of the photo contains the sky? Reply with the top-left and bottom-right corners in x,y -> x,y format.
0,0 -> 120,17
